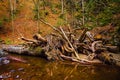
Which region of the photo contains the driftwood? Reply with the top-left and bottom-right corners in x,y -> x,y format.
105,46 -> 119,53
78,28 -> 87,42
33,34 -> 47,42
60,54 -> 101,65
60,27 -> 80,59
1,25 -> 119,65
21,37 -> 38,44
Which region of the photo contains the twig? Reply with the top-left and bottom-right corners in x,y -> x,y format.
40,19 -> 58,31
21,37 -> 38,44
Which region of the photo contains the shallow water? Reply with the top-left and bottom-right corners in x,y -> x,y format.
0,54 -> 120,80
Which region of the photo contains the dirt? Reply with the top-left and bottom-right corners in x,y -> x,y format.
0,0 -> 59,44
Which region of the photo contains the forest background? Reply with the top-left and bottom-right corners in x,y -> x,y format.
0,0 -> 120,46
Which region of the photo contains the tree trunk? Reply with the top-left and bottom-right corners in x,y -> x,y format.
82,0 -> 85,26
9,0 -> 14,43
61,0 -> 64,14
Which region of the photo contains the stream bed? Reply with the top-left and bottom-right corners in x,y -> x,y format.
0,54 -> 120,80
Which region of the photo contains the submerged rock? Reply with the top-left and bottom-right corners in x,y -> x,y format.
0,57 -> 10,65
0,72 -> 11,79
2,59 -> 10,64
0,48 -> 10,65
18,68 -> 24,71
15,75 -> 20,78
0,49 -> 8,57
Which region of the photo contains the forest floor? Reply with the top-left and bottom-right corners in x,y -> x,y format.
0,0 -> 59,44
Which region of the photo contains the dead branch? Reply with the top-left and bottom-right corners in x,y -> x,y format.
60,54 -> 101,64
86,31 -> 94,42
2,24 -> 118,65
40,19 -> 59,32
33,33 -> 47,42
60,27 -> 80,59
21,37 -> 38,44
63,43 -> 73,53
91,41 -> 102,53
78,28 -> 87,42
105,45 -> 119,53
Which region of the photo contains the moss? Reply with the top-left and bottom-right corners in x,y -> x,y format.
29,46 -> 44,56
4,39 -> 12,44
34,46 -> 43,54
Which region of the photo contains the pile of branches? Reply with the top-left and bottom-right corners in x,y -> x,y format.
16,25 -> 118,65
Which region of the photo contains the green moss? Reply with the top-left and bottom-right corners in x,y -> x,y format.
29,46 -> 43,55
34,46 -> 43,54
4,39 -> 12,44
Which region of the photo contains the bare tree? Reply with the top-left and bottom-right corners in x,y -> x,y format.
8,0 -> 18,43
33,0 -> 41,32
8,0 -> 14,42
82,0 -> 85,26
61,0 -> 64,14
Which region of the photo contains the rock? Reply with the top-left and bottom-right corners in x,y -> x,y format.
0,57 -> 10,65
18,68 -> 24,71
15,75 -> 20,78
0,73 -> 11,79
2,59 -> 10,64
0,49 -> 8,57
10,69 -> 16,73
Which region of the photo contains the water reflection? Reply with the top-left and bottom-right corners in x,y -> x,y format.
0,54 -> 120,80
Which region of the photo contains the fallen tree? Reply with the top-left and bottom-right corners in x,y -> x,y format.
1,25 -> 120,65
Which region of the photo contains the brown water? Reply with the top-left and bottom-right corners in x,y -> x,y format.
0,54 -> 120,80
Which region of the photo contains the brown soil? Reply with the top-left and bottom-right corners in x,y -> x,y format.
0,0 -> 59,44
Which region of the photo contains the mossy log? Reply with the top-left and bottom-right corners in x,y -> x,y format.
2,45 -> 45,56
1,26 -> 119,66
97,52 -> 116,65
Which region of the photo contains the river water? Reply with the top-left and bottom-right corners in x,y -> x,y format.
0,54 -> 120,80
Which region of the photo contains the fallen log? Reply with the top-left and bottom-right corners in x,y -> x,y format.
97,52 -> 116,65
2,45 -> 44,56
1,25 -> 119,66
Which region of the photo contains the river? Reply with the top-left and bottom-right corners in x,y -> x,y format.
0,54 -> 120,80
